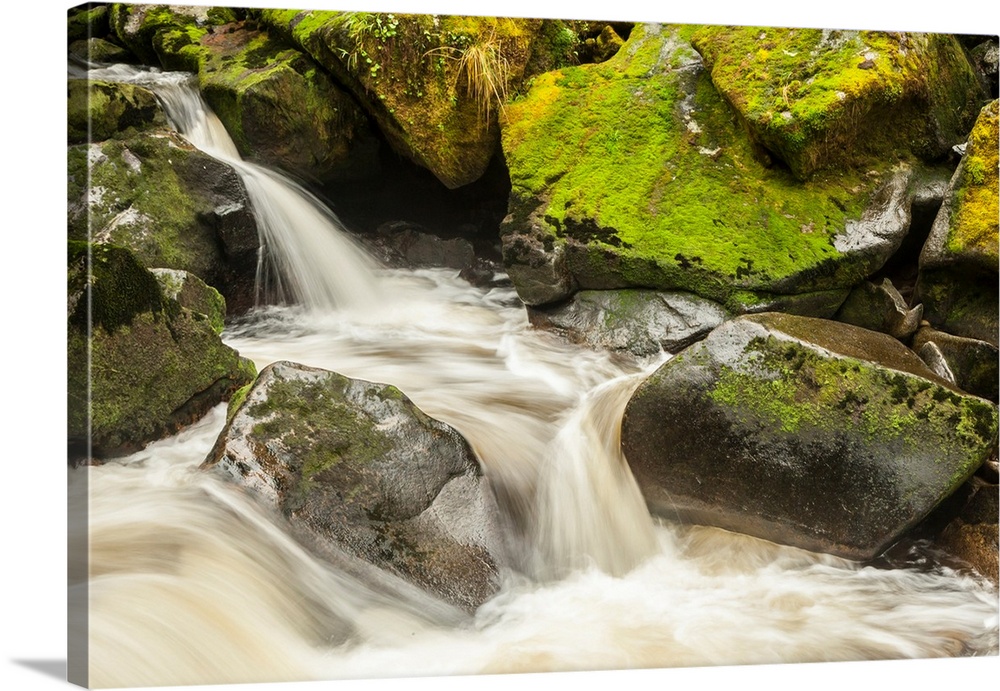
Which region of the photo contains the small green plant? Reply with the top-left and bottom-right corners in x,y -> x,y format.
425,27 -> 511,127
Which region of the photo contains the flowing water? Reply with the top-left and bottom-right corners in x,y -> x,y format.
69,62 -> 1000,688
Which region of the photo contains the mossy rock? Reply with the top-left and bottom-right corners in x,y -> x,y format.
69,37 -> 136,64
196,22 -> 379,184
67,78 -> 166,144
108,4 -> 235,70
259,10 -> 544,189
68,242 -> 256,460
914,326 -> 999,402
68,4 -> 111,43
67,130 -> 258,310
500,23 -> 917,307
917,100 -> 999,345
204,360 -> 506,611
691,27 -> 984,180
621,312 -> 999,560
151,268 -> 227,334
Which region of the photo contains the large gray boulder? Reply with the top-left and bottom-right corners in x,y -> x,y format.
621,312 -> 998,560
203,361 -> 507,611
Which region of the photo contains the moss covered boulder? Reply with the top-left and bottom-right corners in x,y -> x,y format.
913,326 -> 999,402
68,242 -> 256,460
67,129 -> 259,312
69,37 -> 136,65
691,27 -> 984,180
258,10 -> 542,189
108,4 -> 237,69
68,3 -> 111,44
197,22 -> 379,184
203,361 -> 507,611
621,312 -> 998,560
917,99 -> 999,345
500,23 -> 918,308
67,78 -> 165,144
151,268 -> 227,334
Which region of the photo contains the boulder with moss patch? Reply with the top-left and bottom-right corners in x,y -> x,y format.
68,242 -> 256,461
67,129 -> 259,312
151,268 -> 227,334
501,23 -> 923,308
197,21 -> 380,184
527,289 -> 729,356
259,10 -> 552,189
913,326 -> 999,402
68,4 -> 111,44
67,78 -> 166,144
621,312 -> 998,560
109,4 -> 237,69
203,360 -> 507,611
69,37 -> 136,65
916,99 -> 999,346
691,27 -> 983,180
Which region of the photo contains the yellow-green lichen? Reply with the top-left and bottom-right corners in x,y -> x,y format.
948,100 -> 999,265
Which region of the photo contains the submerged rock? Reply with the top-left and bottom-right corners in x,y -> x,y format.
692,27 -> 983,180
916,100 -> 999,346
67,242 -> 256,461
367,221 -> 477,271
527,289 -> 729,356
500,24 -> 918,309
621,312 -> 998,561
204,361 -> 506,611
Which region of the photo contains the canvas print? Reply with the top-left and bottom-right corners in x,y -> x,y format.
66,2 -> 999,688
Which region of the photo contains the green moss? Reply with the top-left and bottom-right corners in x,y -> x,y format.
948,100 -> 999,265
248,377 -> 392,499
227,381 -> 253,421
707,335 -> 998,454
691,27 -> 983,179
67,240 -> 167,334
502,24 -> 882,304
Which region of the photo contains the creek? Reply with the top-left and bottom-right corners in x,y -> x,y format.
69,63 -> 999,688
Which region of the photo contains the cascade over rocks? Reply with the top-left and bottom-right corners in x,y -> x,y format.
916,100 -> 999,346
204,361 -> 507,612
691,28 -> 984,180
67,128 -> 260,313
68,242 -> 256,461
500,23 -> 922,310
621,312 -> 999,561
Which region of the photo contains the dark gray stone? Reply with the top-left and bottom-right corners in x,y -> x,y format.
835,278 -> 923,340
913,326 -> 999,401
621,312 -> 998,560
204,361 -> 507,611
528,289 -> 729,355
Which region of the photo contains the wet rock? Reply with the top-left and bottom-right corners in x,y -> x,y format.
68,3 -> 111,44
151,268 -> 227,334
835,278 -> 923,340
916,100 -> 999,346
67,78 -> 166,144
204,361 -> 507,611
729,287 -> 850,319
66,130 -> 259,314
369,222 -> 476,271
913,326 -> 999,402
935,480 -> 999,584
692,28 -> 984,180
197,22 -> 380,185
528,289 -> 729,356
621,312 -> 998,561
68,242 -> 256,461
501,23 -> 919,310
69,37 -> 135,64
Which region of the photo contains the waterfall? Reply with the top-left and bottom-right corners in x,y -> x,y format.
68,60 -> 1000,688
81,63 -> 382,312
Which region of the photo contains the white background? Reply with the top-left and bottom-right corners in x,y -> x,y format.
3,1 -> 998,689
